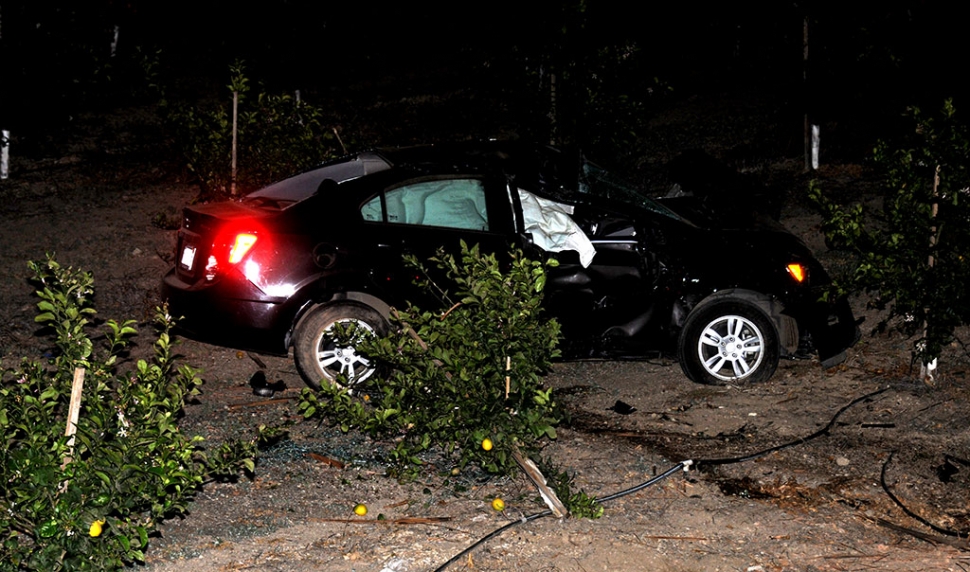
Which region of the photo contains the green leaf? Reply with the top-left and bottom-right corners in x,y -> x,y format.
34,312 -> 55,323
37,519 -> 58,538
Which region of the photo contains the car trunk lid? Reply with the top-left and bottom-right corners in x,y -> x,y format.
175,202 -> 267,284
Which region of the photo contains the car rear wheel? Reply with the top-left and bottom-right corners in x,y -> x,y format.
678,301 -> 778,385
293,303 -> 389,390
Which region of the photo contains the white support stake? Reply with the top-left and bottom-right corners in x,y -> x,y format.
811,124 -> 820,170
1,130 -> 9,180
110,25 -> 120,57
921,358 -> 938,384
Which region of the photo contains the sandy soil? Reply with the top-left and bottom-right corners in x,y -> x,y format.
1,100 -> 969,572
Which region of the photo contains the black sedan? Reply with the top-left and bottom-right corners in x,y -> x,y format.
162,142 -> 858,388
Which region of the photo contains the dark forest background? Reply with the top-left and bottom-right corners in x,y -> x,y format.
1,1 -> 967,165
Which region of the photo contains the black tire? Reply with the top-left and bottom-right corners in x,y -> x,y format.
293,303 -> 389,390
677,301 -> 779,385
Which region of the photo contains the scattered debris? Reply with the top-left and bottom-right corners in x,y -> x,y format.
310,516 -> 452,525
247,352 -> 268,369
228,395 -> 298,410
607,400 -> 636,415
307,452 -> 346,469
249,370 -> 286,396
936,459 -> 959,483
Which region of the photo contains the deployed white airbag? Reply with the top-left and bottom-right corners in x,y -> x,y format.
518,189 -> 596,267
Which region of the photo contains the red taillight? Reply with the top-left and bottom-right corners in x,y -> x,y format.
786,263 -> 807,283
228,233 -> 258,263
206,230 -> 260,281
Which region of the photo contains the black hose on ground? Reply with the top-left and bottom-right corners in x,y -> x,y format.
430,386 -> 889,572
881,451 -> 970,539
693,387 -> 889,468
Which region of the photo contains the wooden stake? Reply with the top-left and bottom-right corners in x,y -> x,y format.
231,90 -> 238,195
921,165 -> 941,384
62,367 -> 86,468
511,445 -> 567,518
61,367 -> 86,496
332,127 -> 347,154
505,356 -> 510,399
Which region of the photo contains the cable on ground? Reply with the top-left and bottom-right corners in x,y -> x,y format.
431,387 -> 889,572
881,451 -> 970,539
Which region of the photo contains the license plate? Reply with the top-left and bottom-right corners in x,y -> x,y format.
180,245 -> 196,270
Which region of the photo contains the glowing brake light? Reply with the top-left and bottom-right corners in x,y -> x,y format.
205,229 -> 261,281
786,263 -> 807,283
229,233 -> 258,263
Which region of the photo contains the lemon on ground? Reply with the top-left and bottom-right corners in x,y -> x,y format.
491,498 -> 505,512
89,520 -> 105,537
353,503 -> 367,516
481,438 -> 493,451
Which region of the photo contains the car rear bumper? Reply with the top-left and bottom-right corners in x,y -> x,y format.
161,269 -> 292,355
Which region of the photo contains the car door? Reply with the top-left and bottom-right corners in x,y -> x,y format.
359,175 -> 519,310
536,201 -> 666,358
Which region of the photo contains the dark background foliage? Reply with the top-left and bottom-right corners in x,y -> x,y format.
1,1 -> 968,160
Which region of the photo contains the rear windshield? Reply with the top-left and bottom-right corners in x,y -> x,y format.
244,152 -> 391,208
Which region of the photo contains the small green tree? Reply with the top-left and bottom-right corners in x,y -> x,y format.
299,243 -> 562,478
169,61 -> 339,196
810,99 -> 970,371
0,256 -> 256,571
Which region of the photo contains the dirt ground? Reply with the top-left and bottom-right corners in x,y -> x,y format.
2,97 -> 970,572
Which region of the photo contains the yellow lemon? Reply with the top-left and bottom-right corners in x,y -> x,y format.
491,498 -> 505,512
353,503 -> 367,516
481,438 -> 493,451
89,520 -> 105,537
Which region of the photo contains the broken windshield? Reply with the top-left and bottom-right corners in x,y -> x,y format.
578,162 -> 691,225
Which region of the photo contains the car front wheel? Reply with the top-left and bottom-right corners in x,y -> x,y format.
293,303 -> 389,390
678,301 -> 779,385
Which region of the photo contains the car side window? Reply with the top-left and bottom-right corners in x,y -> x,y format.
361,179 -> 490,231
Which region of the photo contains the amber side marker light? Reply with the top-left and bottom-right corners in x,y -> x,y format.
786,263 -> 807,283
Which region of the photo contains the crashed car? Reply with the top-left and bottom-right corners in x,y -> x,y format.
162,142 -> 859,388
